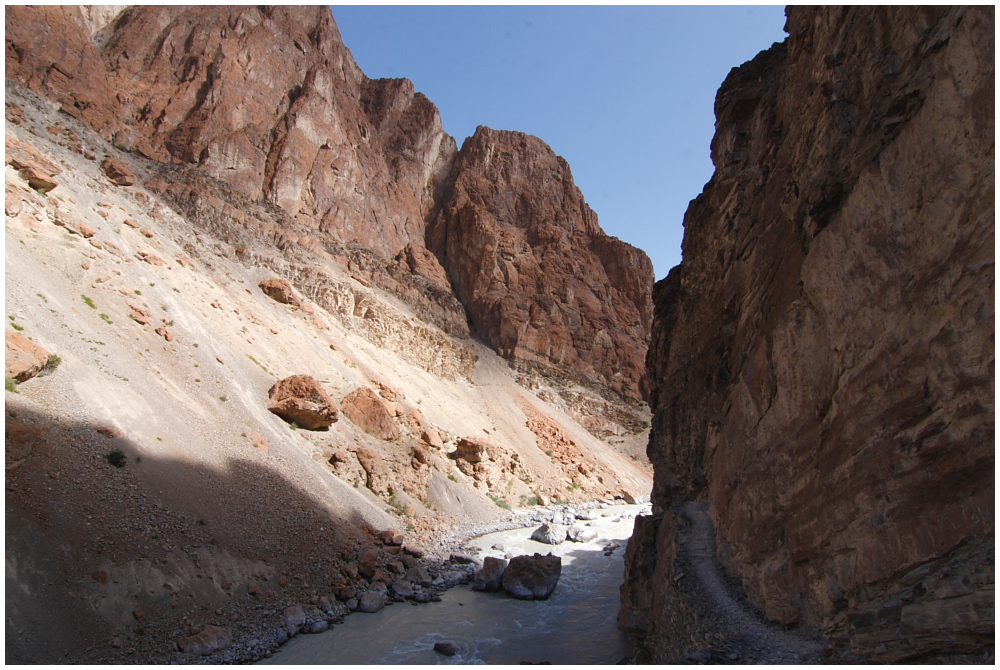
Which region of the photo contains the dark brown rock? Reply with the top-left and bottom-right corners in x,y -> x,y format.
624,6 -> 994,664
266,375 -> 339,430
502,553 -> 562,600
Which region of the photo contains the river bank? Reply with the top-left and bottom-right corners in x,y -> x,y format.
147,499 -> 645,664
262,502 -> 649,664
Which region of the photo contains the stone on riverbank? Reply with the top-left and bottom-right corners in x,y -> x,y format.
358,591 -> 385,613
502,553 -> 562,600
434,641 -> 458,657
176,625 -> 232,656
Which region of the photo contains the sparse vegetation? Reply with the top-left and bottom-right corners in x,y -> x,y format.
106,448 -> 126,468
520,494 -> 540,507
134,289 -> 142,295
98,313 -> 113,324
166,320 -> 174,326
447,472 -> 458,483
289,421 -> 299,430
5,377 -> 19,393
219,395 -> 227,402
81,295 -> 96,309
42,354 -> 61,373
490,495 -> 511,510
9,320 -> 24,331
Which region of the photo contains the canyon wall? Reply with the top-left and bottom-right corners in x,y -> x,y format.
5,5 -> 652,399
622,5 -> 994,662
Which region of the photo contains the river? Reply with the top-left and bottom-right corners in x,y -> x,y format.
262,503 -> 649,664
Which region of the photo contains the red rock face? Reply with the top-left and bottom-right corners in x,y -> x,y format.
5,5 -> 653,399
6,5 -> 454,259
430,127 -> 654,398
624,6 -> 994,663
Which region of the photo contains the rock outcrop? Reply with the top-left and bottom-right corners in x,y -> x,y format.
430,127 -> 654,399
5,329 -> 51,383
341,387 -> 399,441
266,375 -> 339,430
621,6 -> 994,663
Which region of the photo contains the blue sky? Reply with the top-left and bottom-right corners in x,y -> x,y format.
332,5 -> 788,279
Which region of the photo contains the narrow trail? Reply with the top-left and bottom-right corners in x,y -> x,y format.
673,501 -> 826,664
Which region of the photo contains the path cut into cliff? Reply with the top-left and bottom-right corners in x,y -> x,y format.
673,502 -> 825,664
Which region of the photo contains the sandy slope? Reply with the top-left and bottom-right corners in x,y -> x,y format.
4,83 -> 651,662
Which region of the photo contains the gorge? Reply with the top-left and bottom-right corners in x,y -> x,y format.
5,4 -> 995,665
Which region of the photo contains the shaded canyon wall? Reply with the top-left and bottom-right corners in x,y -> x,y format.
621,5 -> 994,662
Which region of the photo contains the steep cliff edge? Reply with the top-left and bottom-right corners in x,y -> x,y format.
622,5 -> 994,663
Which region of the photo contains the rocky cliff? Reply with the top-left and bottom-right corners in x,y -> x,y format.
430,127 -> 654,398
621,5 -> 994,663
5,5 -> 652,401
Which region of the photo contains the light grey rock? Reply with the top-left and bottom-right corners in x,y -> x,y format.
345,598 -> 358,612
567,524 -> 598,543
307,620 -> 329,634
282,605 -> 305,636
358,591 -> 384,613
575,510 -> 599,520
530,523 -> 567,545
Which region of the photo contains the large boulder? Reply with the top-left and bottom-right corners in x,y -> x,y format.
502,553 -> 562,600
530,523 -> 567,545
567,524 -> 598,543
258,278 -> 300,306
6,135 -> 61,193
176,625 -> 232,656
341,387 -> 399,441
472,556 -> 507,592
99,157 -> 134,186
5,329 -> 51,383
266,375 -> 339,429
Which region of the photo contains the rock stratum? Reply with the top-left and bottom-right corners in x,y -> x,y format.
621,5 -> 994,663
5,4 -> 653,400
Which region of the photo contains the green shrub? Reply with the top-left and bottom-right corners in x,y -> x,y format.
81,295 -> 96,309
43,354 -> 61,371
5,377 -> 19,393
106,449 -> 126,468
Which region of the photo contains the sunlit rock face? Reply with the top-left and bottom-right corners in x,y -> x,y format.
430,127 -> 654,399
622,5 -> 994,663
6,5 -> 653,400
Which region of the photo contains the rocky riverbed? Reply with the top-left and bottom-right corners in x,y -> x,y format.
259,501 -> 647,664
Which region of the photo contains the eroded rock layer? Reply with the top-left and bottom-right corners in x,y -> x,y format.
622,5 -> 994,663
5,5 -> 652,400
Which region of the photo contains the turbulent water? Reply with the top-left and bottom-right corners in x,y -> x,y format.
263,504 -> 649,664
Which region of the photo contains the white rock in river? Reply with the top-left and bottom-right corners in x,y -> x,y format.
530,523 -> 567,545
567,524 -> 598,543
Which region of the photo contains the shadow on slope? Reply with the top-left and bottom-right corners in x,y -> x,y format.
5,400 -> 386,663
